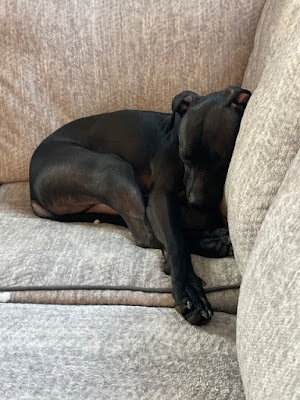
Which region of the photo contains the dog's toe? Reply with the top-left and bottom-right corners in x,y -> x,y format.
175,300 -> 189,316
218,235 -> 234,257
227,242 -> 234,256
185,309 -> 211,325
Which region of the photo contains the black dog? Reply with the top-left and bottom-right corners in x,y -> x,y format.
29,86 -> 251,325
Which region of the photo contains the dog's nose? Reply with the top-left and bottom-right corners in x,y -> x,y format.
188,192 -> 212,210
187,194 -> 202,207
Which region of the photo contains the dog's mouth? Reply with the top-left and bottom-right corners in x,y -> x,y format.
178,188 -> 219,211
178,190 -> 214,210
187,202 -> 214,211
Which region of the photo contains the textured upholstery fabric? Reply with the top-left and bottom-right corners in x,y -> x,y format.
237,150 -> 300,400
225,0 -> 300,273
2,1 -> 299,398
0,182 -> 240,313
0,0 -> 265,182
0,304 -> 244,399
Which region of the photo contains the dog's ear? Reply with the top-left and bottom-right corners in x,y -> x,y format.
172,91 -> 198,115
169,91 -> 198,129
224,86 -> 251,110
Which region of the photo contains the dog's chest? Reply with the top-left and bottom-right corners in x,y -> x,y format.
136,169 -> 153,192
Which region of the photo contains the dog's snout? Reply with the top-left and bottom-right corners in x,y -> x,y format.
187,192 -> 205,208
186,175 -> 205,208
187,194 -> 198,206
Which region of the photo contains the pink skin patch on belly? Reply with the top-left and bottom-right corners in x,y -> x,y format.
85,203 -> 119,215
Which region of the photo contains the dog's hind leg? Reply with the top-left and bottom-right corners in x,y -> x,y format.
31,149 -> 161,249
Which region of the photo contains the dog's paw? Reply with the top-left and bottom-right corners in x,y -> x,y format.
173,273 -> 213,325
208,229 -> 233,257
196,228 -> 234,257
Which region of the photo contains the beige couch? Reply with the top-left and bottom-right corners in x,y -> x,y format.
0,0 -> 299,399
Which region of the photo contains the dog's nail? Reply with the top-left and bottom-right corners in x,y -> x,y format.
187,300 -> 192,310
93,219 -> 100,225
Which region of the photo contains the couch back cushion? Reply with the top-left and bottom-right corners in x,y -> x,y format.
0,0 -> 265,183
225,0 -> 300,273
237,150 -> 300,400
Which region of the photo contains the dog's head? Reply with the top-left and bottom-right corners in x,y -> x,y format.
171,86 -> 251,209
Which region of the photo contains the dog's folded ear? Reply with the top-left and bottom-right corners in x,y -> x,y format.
172,91 -> 198,115
223,86 -> 251,110
169,91 -> 198,129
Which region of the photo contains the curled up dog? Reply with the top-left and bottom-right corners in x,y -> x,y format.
29,86 -> 251,325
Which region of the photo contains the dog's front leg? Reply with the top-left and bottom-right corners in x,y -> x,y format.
146,190 -> 213,325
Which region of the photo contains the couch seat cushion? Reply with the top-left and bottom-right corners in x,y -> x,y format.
0,183 -> 240,312
0,304 -> 244,399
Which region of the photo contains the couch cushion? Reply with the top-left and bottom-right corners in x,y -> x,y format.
225,0 -> 300,273
0,0 -> 266,183
237,150 -> 300,399
0,304 -> 244,399
0,182 -> 241,313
